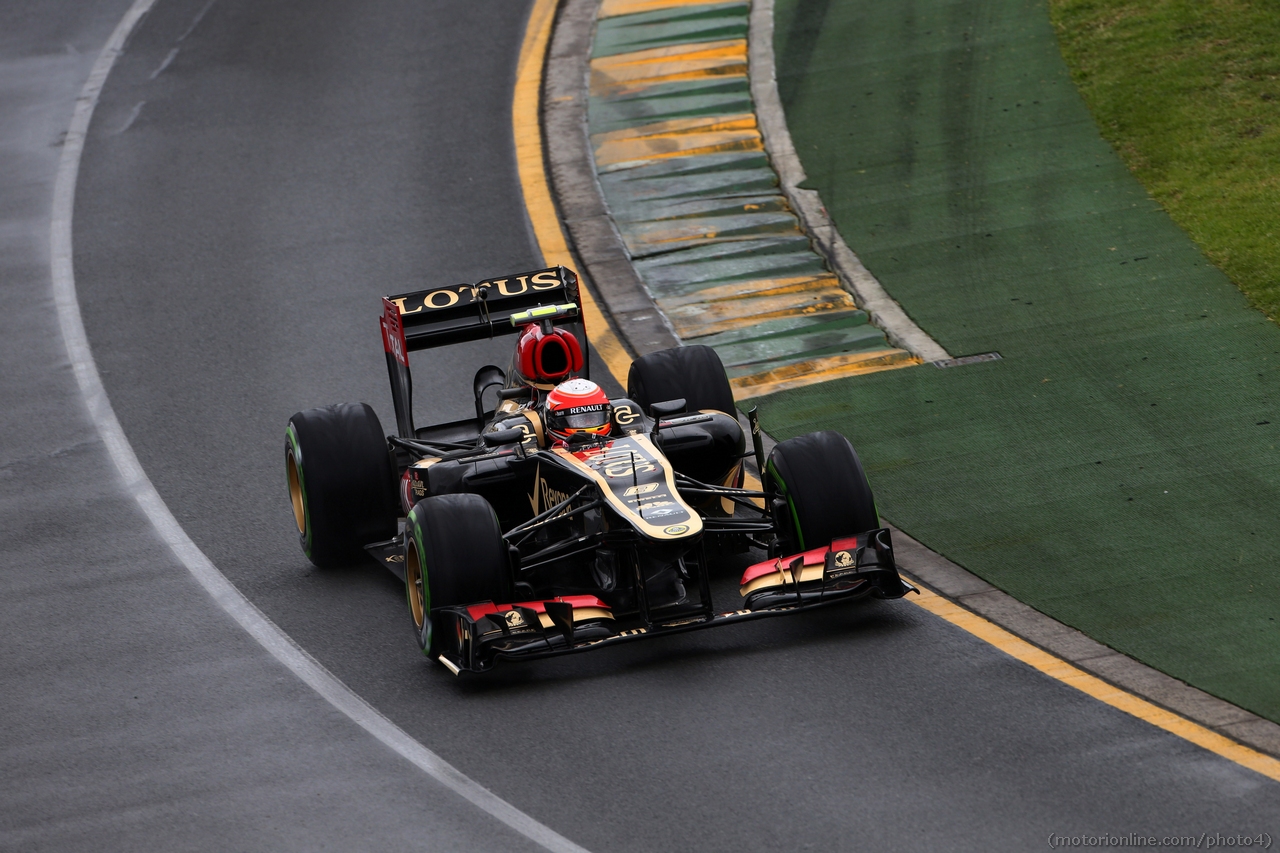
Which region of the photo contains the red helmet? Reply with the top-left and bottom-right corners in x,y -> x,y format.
514,323 -> 583,386
545,379 -> 612,443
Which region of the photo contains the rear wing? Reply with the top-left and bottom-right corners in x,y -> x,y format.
379,266 -> 588,438
388,266 -> 582,351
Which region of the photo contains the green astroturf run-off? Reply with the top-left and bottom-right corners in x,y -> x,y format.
761,0 -> 1280,721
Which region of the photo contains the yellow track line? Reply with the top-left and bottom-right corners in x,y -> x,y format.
513,0 -> 1280,784
910,579 -> 1280,782
514,0 -> 633,387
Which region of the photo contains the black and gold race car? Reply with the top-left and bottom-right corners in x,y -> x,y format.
285,266 -> 914,673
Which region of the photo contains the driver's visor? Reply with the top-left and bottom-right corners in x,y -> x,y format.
560,409 -> 610,429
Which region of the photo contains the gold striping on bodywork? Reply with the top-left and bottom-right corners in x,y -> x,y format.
552,435 -> 704,541
514,0 -> 633,384
730,350 -> 921,400
535,607 -> 615,629
740,562 -> 830,597
521,409 -> 547,447
590,40 -> 747,97
719,461 -> 746,515
742,472 -> 765,508
598,0 -> 735,19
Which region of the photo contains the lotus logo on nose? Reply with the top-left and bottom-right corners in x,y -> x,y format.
663,524 -> 690,536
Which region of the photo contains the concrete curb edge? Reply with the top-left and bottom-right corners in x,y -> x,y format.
540,0 -> 1280,759
746,0 -> 950,364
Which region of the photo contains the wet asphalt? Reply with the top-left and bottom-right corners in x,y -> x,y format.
2,0 -> 1277,850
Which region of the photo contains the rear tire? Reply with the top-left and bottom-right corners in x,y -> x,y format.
766,431 -> 879,554
404,494 -> 509,655
627,345 -> 736,417
285,403 -> 398,568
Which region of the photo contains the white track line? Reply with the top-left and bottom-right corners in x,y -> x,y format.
49,3 -> 592,851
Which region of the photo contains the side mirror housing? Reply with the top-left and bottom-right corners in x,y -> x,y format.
650,398 -> 687,418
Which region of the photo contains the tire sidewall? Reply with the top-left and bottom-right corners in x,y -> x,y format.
626,345 -> 736,417
768,430 -> 879,553
403,494 -> 509,657
285,403 -> 397,568
285,422 -> 313,559
405,503 -> 433,653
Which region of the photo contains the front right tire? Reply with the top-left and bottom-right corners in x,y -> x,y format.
766,430 -> 879,554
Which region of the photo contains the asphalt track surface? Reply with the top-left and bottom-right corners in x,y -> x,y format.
3,0 -> 1278,849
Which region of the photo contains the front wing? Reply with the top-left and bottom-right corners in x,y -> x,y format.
430,528 -> 915,674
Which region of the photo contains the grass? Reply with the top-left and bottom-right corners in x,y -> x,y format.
1050,0 -> 1280,321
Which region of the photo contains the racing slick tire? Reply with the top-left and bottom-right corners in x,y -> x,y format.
285,403 -> 398,569
766,431 -> 879,554
627,345 -> 736,417
403,494 -> 509,656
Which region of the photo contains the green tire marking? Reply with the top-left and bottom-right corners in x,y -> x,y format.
767,459 -> 805,551
407,507 -> 433,656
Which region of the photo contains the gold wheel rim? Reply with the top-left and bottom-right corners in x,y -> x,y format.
406,540 -> 425,630
286,448 -> 305,534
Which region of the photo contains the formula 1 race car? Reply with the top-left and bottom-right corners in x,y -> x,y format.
285,266 -> 914,673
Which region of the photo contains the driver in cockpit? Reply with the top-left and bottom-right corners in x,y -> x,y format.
543,378 -> 613,446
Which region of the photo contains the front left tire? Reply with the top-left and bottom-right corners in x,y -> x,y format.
403,494 -> 510,656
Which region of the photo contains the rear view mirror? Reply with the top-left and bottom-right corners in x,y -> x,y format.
650,398 -> 687,418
